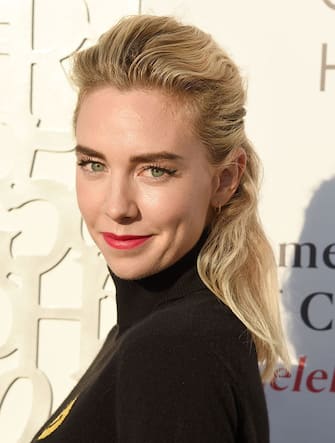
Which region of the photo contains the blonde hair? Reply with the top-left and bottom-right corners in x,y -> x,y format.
71,15 -> 290,380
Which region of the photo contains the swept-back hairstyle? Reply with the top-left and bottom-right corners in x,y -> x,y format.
72,15 -> 290,380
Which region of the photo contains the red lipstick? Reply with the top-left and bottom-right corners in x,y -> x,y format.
102,232 -> 152,250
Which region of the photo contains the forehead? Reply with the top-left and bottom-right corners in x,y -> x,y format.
75,86 -> 200,156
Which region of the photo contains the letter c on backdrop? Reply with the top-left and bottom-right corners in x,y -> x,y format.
301,292 -> 333,330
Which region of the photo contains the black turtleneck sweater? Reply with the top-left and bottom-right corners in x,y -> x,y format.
31,233 -> 269,443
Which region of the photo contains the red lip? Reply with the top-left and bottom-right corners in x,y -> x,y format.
103,233 -> 150,240
102,232 -> 152,250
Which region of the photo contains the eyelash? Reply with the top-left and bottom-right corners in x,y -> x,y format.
141,164 -> 177,178
77,158 -> 103,171
77,157 -> 177,178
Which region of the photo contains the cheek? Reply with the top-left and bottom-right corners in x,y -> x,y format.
140,180 -> 211,225
180,181 -> 213,224
76,176 -> 100,224
139,186 -> 187,226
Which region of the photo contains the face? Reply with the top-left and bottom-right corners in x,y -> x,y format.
75,86 -> 220,280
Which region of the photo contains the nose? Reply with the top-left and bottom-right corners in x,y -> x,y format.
102,175 -> 139,223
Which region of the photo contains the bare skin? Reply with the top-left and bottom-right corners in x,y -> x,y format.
75,86 -> 245,279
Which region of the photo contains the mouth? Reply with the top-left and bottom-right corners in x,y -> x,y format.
101,232 -> 153,250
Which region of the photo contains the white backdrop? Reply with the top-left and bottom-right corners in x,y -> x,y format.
0,1 -> 334,442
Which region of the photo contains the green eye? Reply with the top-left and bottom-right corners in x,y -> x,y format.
141,164 -> 177,179
151,167 -> 164,177
91,162 -> 104,172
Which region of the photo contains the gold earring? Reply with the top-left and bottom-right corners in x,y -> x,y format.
215,203 -> 222,214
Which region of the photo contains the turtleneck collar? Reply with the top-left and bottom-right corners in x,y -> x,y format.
108,229 -> 209,336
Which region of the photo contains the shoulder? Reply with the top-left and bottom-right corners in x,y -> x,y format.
144,288 -> 251,345
121,288 -> 257,381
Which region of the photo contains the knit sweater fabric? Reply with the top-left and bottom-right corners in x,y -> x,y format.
31,233 -> 269,442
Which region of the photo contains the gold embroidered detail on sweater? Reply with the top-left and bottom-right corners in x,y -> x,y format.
37,396 -> 78,440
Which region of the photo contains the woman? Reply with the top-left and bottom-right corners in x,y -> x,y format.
32,14 -> 289,443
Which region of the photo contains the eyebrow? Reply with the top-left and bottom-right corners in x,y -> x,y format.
75,144 -> 184,163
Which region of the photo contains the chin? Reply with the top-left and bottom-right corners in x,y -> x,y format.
108,263 -> 158,281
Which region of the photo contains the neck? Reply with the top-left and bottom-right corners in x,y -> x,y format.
108,230 -> 209,336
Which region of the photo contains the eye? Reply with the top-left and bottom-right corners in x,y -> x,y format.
142,164 -> 177,179
150,167 -> 165,178
90,162 -> 104,172
77,158 -> 105,173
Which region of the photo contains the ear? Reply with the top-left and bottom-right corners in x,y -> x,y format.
211,147 -> 247,209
